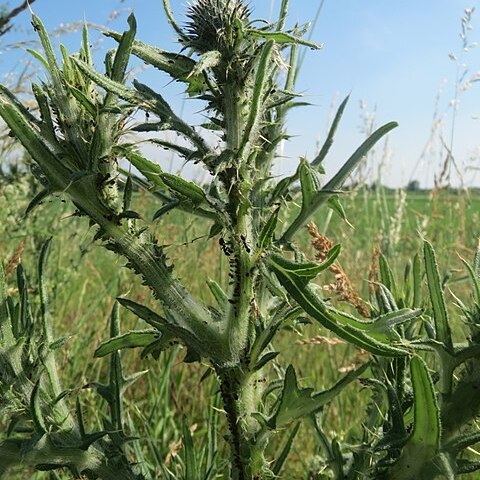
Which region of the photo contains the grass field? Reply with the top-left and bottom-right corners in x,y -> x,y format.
2,174 -> 480,478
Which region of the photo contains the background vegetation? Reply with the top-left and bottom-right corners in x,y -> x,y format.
2,174 -> 480,478
1,1 -> 480,478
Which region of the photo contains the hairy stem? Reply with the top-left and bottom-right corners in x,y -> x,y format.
218,368 -> 268,480
65,177 -> 232,364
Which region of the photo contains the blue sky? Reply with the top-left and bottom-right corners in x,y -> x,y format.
1,0 -> 479,187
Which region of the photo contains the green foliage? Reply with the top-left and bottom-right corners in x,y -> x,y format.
267,363 -> 370,429
0,242 -> 144,479
2,1 -> 480,479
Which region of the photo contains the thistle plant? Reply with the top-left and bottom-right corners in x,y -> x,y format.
0,241 -> 144,479
2,1 -> 480,479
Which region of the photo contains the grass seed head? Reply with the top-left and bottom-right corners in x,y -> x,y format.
307,222 -> 370,317
5,242 -> 25,278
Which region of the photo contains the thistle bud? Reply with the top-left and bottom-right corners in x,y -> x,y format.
184,0 -> 251,54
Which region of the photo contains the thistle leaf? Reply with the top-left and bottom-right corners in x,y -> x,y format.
116,297 -> 205,356
271,422 -> 301,476
412,253 -> 423,309
27,48 -> 49,69
387,356 -> 440,480
241,40 -> 275,150
269,248 -> 340,284
0,94 -> 71,190
323,122 -> 398,192
104,30 -> 207,94
188,50 -> 222,77
121,150 -> 165,188
160,172 -> 206,205
268,254 -> 409,356
424,241 -> 453,352
24,189 -> 49,218
253,351 -> 279,372
256,206 -> 280,254
207,279 -> 228,310
299,159 -> 323,209
329,307 -> 422,341
280,122 -> 398,242
444,431 -> 480,453
457,460 -> 480,474
379,254 -> 398,300
68,85 -> 97,117
249,306 -> 302,368
327,194 -> 353,228
109,12 -> 136,83
460,255 -> 480,305
31,83 -> 58,145
311,95 -> 349,167
30,380 -> 47,434
247,29 -> 322,49
268,363 -> 369,428
94,330 -> 159,357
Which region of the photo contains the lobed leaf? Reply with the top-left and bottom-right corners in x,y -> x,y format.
268,253 -> 409,356
269,363 -> 369,428
269,248 -> 340,284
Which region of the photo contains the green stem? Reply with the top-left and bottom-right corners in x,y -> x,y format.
224,83 -> 243,153
222,78 -> 257,360
225,193 -> 255,359
218,368 -> 269,480
66,177 -> 231,365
